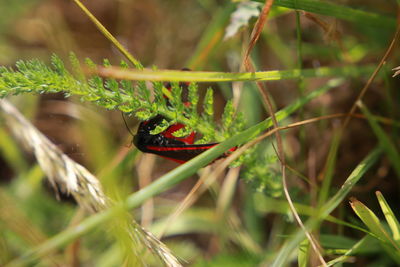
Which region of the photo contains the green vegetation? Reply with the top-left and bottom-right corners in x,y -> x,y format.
0,0 -> 399,266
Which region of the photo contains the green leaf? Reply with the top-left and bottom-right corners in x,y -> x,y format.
350,197 -> 400,262
120,61 -> 134,96
135,110 -> 153,120
298,239 -> 309,267
150,119 -> 171,135
69,52 -> 85,82
172,126 -> 194,138
376,191 -> 400,243
51,54 -> 67,76
222,100 -> 235,132
203,87 -> 214,119
188,82 -> 199,113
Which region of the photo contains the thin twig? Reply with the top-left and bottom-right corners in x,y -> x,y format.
242,0 -> 327,265
343,22 -> 400,129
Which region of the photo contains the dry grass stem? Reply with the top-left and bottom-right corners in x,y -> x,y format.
242,0 -> 327,264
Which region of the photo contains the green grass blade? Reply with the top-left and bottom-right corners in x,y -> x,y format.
270,147 -> 382,267
350,197 -> 400,263
261,0 -> 396,29
96,65 -> 373,82
298,239 -> 309,267
376,191 -> 400,243
72,0 -> 141,68
317,130 -> 340,206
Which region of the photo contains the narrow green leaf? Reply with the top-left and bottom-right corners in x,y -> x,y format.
85,58 -> 105,97
69,52 -> 85,82
172,126 -> 193,138
350,197 -> 400,262
72,0 -> 142,68
204,87 -> 214,119
170,82 -> 184,114
188,82 -> 199,110
119,61 -> 134,95
150,119 -> 170,135
96,65 -> 374,82
376,191 -> 400,242
317,130 -> 340,206
51,54 -> 67,76
266,0 -> 396,29
135,110 -> 153,120
222,100 -> 235,132
350,197 -> 388,242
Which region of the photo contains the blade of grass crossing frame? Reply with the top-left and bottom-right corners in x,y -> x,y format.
350,197 -> 400,263
376,191 -> 400,243
72,0 -> 142,68
270,147 -> 382,267
358,101 -> 400,179
317,130 -> 340,206
96,65 -> 374,83
262,0 -> 396,29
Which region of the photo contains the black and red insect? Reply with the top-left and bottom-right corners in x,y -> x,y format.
132,78 -> 235,164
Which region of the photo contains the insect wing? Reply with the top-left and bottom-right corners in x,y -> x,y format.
144,143 -> 218,163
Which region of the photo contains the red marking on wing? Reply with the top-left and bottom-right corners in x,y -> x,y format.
228,147 -> 237,152
161,123 -> 196,144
